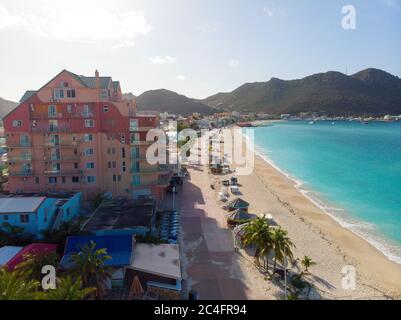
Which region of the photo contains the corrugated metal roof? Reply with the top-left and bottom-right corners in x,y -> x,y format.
77,76 -> 112,89
0,197 -> 46,213
19,90 -> 37,103
6,243 -> 57,270
61,235 -> 134,268
0,246 -> 23,266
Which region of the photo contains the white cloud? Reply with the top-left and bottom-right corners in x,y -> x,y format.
382,0 -> 401,11
0,4 -> 152,48
263,7 -> 274,17
198,22 -> 222,32
228,59 -> 240,68
176,74 -> 187,81
149,56 -> 177,65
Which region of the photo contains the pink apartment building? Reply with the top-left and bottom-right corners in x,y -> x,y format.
3,70 -> 170,200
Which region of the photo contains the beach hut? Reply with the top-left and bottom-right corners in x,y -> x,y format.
227,198 -> 250,212
226,209 -> 254,228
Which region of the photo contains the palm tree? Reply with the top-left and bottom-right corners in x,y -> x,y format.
46,276 -> 95,300
241,215 -> 273,270
68,241 -> 112,298
0,267 -> 40,300
271,228 -> 295,272
15,251 -> 59,281
301,256 -> 316,274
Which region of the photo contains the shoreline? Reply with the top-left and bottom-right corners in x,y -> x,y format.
250,140 -> 401,266
239,132 -> 401,297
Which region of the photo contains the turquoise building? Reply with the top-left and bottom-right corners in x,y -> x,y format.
0,192 -> 81,238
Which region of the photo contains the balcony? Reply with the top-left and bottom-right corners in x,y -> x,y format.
130,165 -> 170,174
41,155 -> 80,162
30,112 -> 95,120
129,126 -> 156,132
7,155 -> 33,162
32,126 -> 71,133
43,169 -> 83,176
6,143 -> 31,148
9,170 -> 34,177
130,140 -> 154,146
43,141 -> 79,148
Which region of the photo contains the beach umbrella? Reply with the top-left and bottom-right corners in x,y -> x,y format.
227,198 -> 250,211
129,275 -> 144,299
227,209 -> 253,221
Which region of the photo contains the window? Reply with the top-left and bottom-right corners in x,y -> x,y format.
3,215 -> 9,221
35,177 -> 39,184
66,208 -> 70,216
100,90 -> 108,98
84,119 -> 95,128
112,161 -> 116,168
103,106 -> 109,112
83,105 -> 92,117
107,161 -> 111,169
60,82 -> 69,87
118,175 -> 121,182
20,134 -> 30,146
74,163 -> 78,169
12,120 -> 22,127
20,214 -> 29,223
113,174 -> 116,182
48,105 -> 57,117
107,148 -> 111,155
129,119 -> 138,131
74,148 -> 78,155
133,175 -> 140,186
51,163 -> 60,172
66,89 -> 76,98
87,176 -> 96,183
49,120 -> 58,132
84,134 -> 93,142
130,133 -> 140,144
122,148 -> 126,158
86,162 -> 95,169
54,89 -> 64,99
48,177 -> 58,184
85,148 -> 94,156
121,134 -> 125,144
62,176 -> 66,184
50,134 -> 59,146
72,176 -> 79,183
67,105 -> 72,113
112,147 -> 115,155
122,161 -> 126,172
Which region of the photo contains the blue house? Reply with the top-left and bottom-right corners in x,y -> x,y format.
61,234 -> 134,288
0,192 -> 81,238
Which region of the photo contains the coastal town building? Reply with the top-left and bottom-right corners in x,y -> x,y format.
0,192 -> 81,237
3,70 -> 170,200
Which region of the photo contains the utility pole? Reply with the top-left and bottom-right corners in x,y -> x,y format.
284,248 -> 288,300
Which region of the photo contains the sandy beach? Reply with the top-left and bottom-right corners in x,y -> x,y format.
180,128 -> 401,299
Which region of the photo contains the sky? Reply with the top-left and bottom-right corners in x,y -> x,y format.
0,0 -> 400,102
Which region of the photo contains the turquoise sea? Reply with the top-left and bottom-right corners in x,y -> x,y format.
248,121 -> 401,263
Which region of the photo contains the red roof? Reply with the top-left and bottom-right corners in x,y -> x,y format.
6,243 -> 57,271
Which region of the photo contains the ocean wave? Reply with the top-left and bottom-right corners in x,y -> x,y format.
246,132 -> 401,265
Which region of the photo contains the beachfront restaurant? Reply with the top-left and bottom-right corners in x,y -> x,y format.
61,234 -> 134,288
126,243 -> 182,299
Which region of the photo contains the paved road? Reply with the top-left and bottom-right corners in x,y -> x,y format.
179,163 -> 252,300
